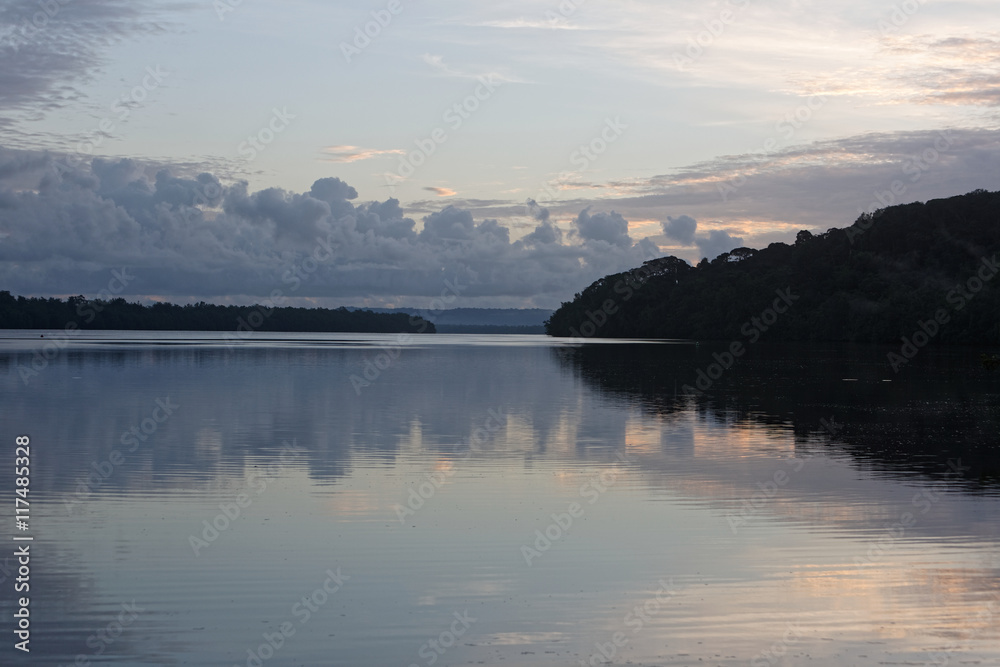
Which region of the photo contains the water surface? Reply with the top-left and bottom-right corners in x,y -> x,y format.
1,332 -> 998,666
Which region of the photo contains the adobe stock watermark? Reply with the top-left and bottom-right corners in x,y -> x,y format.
238,107 -> 296,161
530,117 -> 627,206
64,397 -> 179,514
717,94 -> 827,202
849,130 -> 955,244
385,77 -> 503,193
214,0 -> 244,21
14,267 -> 135,385
725,413 -> 840,532
231,567 -> 348,667
61,601 -> 145,667
407,610 -> 477,667
521,451 -> 631,566
887,255 -> 998,372
51,66 -> 170,176
188,440 -> 299,556
563,251 -> 669,342
223,234 -> 338,348
2,0 -> 74,50
921,595 -> 1000,667
672,0 -> 752,71
751,624 -> 805,667
544,0 -> 587,28
852,489 -> 941,567
349,273 -> 464,394
725,456 -> 806,534
681,288 -> 799,396
178,178 -> 225,224
876,0 -> 929,36
340,0 -> 405,63
853,459 -> 968,568
392,408 -> 505,523
579,578 -> 679,666
107,66 -> 171,126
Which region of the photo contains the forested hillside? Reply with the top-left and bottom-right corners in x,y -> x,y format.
546,189 -> 1000,343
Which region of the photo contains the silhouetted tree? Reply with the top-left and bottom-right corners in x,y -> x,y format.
546,189 -> 1000,344
0,294 -> 436,334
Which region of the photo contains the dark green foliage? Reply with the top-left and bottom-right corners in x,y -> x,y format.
546,189 -> 1000,343
0,292 -> 435,334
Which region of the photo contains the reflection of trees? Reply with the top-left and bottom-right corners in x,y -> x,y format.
555,341 -> 1000,489
0,342 -> 583,498
4,337 -> 997,496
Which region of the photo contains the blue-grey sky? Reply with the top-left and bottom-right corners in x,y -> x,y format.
1,0 -> 999,308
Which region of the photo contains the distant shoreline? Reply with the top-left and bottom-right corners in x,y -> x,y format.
0,292 -> 435,334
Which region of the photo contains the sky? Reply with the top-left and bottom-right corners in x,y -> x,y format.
1,0 -> 999,309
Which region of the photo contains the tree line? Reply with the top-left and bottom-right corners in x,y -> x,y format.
546,189 -> 1000,344
0,293 -> 436,334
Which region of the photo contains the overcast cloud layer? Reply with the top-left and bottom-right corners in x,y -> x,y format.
0,0 -> 998,307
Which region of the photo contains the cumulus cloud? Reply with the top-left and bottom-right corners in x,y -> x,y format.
525,199 -> 550,222
522,222 -> 562,246
695,230 -> 744,261
572,207 -> 632,247
657,213 -> 742,260
520,200 -> 563,246
519,128 -> 1000,247
0,149 -> 661,308
661,215 -> 697,245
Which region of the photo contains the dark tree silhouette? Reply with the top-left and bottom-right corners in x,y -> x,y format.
546,189 -> 1000,344
0,292 -> 436,334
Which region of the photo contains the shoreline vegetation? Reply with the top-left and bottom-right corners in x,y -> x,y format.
0,292 -> 435,334
546,189 -> 1000,345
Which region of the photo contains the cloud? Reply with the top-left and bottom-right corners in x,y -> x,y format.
311,127 -> 1000,269
695,230 -> 744,262
464,18 -> 589,31
420,53 -> 524,83
525,199 -> 550,222
661,215 -> 698,245
421,53 -> 455,75
0,0 -> 178,125
418,205 -> 477,243
522,222 -> 562,246
520,200 -> 562,246
513,127 -> 1000,246
0,149 -> 660,308
320,146 -> 405,163
789,34 -> 1000,108
424,186 -> 457,197
657,213 -> 741,260
572,207 -> 632,247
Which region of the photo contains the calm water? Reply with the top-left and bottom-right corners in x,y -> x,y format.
1,332 -> 999,666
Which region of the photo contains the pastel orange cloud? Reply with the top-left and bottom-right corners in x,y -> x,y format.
424,186 -> 457,197
320,145 -> 405,163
